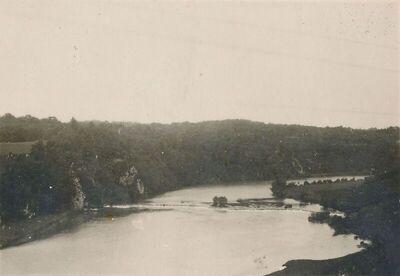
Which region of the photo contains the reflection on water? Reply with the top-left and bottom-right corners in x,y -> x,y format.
0,181 -> 363,276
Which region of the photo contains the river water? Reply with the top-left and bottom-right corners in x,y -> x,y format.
0,181 -> 363,276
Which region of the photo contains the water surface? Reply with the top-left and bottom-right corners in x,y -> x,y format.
0,181 -> 362,276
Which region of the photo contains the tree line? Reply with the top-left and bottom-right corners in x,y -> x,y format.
0,113 -> 398,222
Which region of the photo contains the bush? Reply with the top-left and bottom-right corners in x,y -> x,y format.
212,196 -> 228,207
308,211 -> 330,223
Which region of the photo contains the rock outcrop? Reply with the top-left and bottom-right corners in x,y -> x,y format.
119,165 -> 146,195
70,165 -> 85,210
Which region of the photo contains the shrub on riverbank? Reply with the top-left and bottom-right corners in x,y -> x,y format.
308,211 -> 330,223
212,196 -> 228,207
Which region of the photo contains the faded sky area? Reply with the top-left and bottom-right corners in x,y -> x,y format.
0,1 -> 399,128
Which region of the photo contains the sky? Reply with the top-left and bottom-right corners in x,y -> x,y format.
0,1 -> 399,129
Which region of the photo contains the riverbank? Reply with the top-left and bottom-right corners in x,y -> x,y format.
0,207 -> 149,250
268,173 -> 400,275
269,250 -> 381,276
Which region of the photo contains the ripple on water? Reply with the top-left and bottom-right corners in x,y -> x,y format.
1,181 -> 363,276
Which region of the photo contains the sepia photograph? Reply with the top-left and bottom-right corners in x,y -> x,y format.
0,1 -> 399,275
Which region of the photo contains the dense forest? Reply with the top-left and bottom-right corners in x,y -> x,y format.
0,113 -> 399,223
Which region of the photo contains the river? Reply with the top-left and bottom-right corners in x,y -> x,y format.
0,180 -> 363,276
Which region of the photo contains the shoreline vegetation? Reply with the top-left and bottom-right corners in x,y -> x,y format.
0,114 -> 398,275
0,176 -> 398,275
268,172 -> 400,275
0,206 -> 159,250
0,176 -> 359,250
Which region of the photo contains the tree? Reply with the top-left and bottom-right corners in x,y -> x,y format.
212,196 -> 228,207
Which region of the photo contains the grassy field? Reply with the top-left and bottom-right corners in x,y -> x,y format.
283,180 -> 366,212
0,141 -> 40,155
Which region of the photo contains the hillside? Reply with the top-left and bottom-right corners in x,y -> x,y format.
0,114 -> 398,223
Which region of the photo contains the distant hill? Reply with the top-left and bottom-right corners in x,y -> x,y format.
0,114 -> 398,222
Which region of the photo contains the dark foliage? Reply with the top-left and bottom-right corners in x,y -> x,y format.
212,196 -> 228,207
278,171 -> 400,275
0,114 -> 398,224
